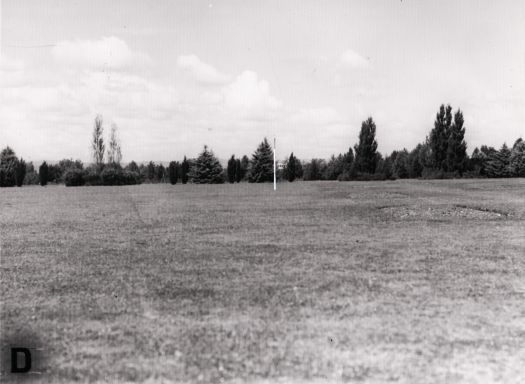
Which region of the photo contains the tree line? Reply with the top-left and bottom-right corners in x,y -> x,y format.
1,104 -> 524,187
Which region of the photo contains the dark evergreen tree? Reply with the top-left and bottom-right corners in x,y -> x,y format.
354,117 -> 378,174
168,161 -> 179,184
181,156 -> 190,184
188,145 -> 224,184
235,159 -> 242,182
227,155 -> 236,183
15,158 -> 26,187
249,138 -> 274,183
39,161 -> 49,186
429,104 -> 453,170
446,109 -> 468,174
286,152 -> 298,182
0,147 -> 18,187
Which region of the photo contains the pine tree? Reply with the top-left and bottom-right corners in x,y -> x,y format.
235,159 -> 242,182
510,138 -> 525,177
446,109 -> 468,174
39,161 -> 49,186
0,147 -> 18,187
486,143 -> 512,178
15,158 -> 26,187
249,138 -> 274,183
91,115 -> 105,166
168,161 -> 179,184
286,152 -> 297,182
227,155 -> 236,183
181,156 -> 190,184
188,145 -> 224,184
354,117 -> 378,174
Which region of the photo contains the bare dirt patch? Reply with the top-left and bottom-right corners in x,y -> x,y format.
379,204 -> 511,220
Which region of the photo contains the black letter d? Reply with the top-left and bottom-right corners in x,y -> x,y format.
11,348 -> 31,373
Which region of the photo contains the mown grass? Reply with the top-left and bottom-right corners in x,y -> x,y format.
1,179 -> 524,383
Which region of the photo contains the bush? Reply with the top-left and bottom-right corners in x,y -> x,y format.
64,168 -> 85,186
100,166 -> 141,186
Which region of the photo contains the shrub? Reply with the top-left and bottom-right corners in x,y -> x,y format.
64,168 -> 85,186
100,166 -> 141,186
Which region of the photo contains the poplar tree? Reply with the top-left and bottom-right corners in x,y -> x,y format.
235,159 -> 242,182
181,156 -> 190,184
446,109 -> 467,174
227,155 -> 236,183
91,115 -> 105,166
39,161 -> 49,186
354,117 -> 378,174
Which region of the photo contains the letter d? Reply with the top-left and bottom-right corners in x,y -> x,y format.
11,348 -> 31,373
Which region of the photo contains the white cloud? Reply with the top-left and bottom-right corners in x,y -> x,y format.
223,70 -> 283,120
289,107 -> 342,126
340,49 -> 369,69
51,36 -> 152,70
177,54 -> 231,85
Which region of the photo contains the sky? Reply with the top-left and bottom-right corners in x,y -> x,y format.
1,0 -> 524,163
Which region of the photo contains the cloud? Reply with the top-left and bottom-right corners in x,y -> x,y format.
51,36 -> 152,70
177,54 -> 231,85
223,70 -> 283,120
340,49 -> 369,69
289,107 -> 343,126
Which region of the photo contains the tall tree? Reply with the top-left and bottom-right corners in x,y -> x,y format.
227,155 -> 236,183
91,115 -> 105,166
181,156 -> 190,184
354,117 -> 378,174
429,104 -> 453,170
235,159 -> 242,183
188,145 -> 224,184
240,155 -> 250,180
156,164 -> 166,182
249,138 -> 274,183
39,161 -> 49,186
286,152 -> 298,182
107,123 -> 122,165
446,109 -> 467,173
168,161 -> 179,184
510,138 -> 525,177
147,161 -> 156,181
0,147 -> 18,187
15,158 -> 26,187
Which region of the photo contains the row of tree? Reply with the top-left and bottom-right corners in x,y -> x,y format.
1,104 -> 524,187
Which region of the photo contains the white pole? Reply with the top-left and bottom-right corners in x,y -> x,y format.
273,137 -> 276,191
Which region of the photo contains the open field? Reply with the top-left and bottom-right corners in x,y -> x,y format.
1,179 -> 524,383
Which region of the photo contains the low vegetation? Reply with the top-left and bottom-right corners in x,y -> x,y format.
1,179 -> 524,382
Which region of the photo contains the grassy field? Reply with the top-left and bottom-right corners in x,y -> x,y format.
1,179 -> 524,383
